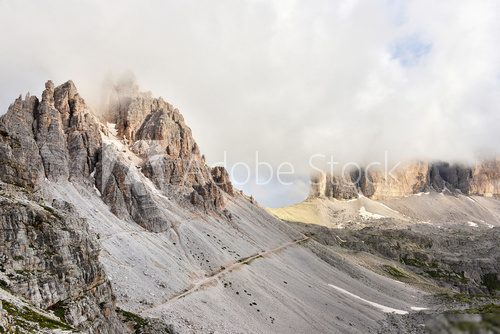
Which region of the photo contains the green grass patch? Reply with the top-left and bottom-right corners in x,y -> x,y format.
448,304 -> 500,332
439,293 -> 475,304
462,303 -> 500,314
482,273 -> 500,292
1,299 -> 73,331
436,292 -> 499,304
47,300 -> 67,322
0,279 -> 10,292
424,268 -> 468,283
117,307 -> 148,333
14,269 -> 32,276
400,255 -> 438,268
382,265 -> 411,279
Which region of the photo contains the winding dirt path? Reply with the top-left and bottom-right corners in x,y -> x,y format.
144,236 -> 310,312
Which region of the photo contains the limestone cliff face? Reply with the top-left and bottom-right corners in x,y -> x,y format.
0,81 -> 121,333
362,162 -> 430,200
0,94 -> 43,190
34,80 -> 102,183
0,80 -> 101,188
469,159 -> 500,197
310,162 -> 430,200
311,160 -> 500,200
0,187 -> 122,333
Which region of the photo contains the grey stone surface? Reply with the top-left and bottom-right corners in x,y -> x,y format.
0,183 -> 124,333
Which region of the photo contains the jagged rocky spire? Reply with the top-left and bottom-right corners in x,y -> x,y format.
0,80 -> 101,187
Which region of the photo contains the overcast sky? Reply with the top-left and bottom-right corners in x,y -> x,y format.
1,0 -> 499,207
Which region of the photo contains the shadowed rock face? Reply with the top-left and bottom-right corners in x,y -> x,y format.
311,160 -> 500,200
429,162 -> 471,193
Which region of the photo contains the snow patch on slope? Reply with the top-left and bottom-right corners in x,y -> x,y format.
359,206 -> 385,220
327,284 -> 408,315
107,122 -> 118,136
411,307 -> 428,311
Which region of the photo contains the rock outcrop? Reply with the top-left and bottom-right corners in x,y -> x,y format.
0,94 -> 44,190
1,78 -> 235,229
469,159 -> 500,197
98,81 -> 233,224
0,80 -> 101,188
211,166 -> 234,196
362,162 -> 430,199
0,184 -> 123,333
95,141 -> 186,232
310,172 -> 358,199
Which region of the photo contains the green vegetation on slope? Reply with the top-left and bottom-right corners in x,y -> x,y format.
1,299 -> 73,332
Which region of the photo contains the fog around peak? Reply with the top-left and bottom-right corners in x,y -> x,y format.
1,0 -> 499,207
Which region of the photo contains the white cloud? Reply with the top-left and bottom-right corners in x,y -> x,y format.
0,0 -> 499,207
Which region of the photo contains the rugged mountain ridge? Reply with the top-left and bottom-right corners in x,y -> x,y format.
311,160 -> 500,200
0,80 -> 225,332
96,80 -> 230,232
1,79 -> 498,333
